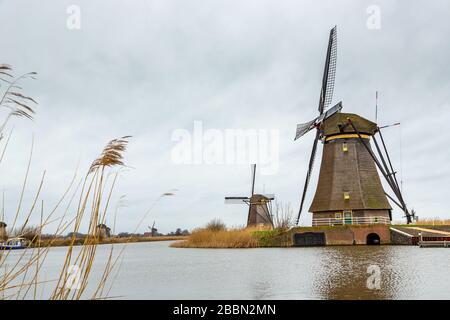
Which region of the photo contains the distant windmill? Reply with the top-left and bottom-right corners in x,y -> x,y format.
148,221 -> 158,237
294,26 -> 413,226
225,164 -> 274,227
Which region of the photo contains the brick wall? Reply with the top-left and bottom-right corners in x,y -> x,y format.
291,225 -> 391,245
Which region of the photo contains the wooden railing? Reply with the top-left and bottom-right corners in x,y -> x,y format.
312,216 -> 391,226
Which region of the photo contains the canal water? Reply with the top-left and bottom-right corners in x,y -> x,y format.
1,241 -> 449,299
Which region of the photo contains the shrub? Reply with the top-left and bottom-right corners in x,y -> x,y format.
205,218 -> 226,232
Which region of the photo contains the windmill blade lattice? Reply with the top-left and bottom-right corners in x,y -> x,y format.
323,27 -> 337,111
296,130 -> 320,225
294,119 -> 316,141
319,26 -> 337,114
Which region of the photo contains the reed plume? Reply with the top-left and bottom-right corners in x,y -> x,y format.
89,136 -> 131,173
0,64 -> 37,135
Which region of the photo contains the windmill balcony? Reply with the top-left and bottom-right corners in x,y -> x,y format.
312,216 -> 391,227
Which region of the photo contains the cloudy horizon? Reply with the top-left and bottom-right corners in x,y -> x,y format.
0,0 -> 449,234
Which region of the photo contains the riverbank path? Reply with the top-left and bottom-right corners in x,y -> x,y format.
408,227 -> 450,236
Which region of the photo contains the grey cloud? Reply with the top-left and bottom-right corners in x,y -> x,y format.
0,0 -> 449,233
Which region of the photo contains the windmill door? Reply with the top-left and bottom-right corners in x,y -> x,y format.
344,211 -> 353,225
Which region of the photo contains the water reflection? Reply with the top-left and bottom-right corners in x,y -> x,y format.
1,242 -> 449,299
251,280 -> 272,299
311,246 -> 437,299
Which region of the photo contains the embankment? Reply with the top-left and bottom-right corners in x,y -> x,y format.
171,224 -> 450,248
32,236 -> 187,248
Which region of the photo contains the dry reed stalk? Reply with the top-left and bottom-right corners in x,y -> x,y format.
0,64 -> 164,300
0,66 -> 132,300
0,66 -> 48,299
50,136 -> 131,300
90,190 -> 177,299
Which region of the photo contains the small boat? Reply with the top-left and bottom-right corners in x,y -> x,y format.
0,237 -> 27,250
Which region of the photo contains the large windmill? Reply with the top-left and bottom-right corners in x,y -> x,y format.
225,164 -> 275,227
294,26 -> 413,226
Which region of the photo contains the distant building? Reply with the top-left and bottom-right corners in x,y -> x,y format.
66,232 -> 86,239
117,232 -> 130,238
118,232 -> 143,238
96,224 -> 111,238
0,222 -> 7,240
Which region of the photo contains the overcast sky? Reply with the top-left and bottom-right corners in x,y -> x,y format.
0,0 -> 449,234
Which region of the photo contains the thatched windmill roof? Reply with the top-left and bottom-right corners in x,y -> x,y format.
322,113 -> 378,137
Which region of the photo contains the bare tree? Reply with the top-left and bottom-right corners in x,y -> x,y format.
273,201 -> 294,229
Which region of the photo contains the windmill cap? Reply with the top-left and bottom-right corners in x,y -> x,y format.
323,113 -> 377,137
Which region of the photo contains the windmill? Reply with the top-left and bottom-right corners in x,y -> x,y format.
225,164 -> 275,227
294,26 -> 413,226
148,221 -> 158,237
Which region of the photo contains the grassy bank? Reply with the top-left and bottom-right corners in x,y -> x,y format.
170,219 -> 291,248
33,236 -> 187,248
172,222 -> 450,249
171,228 -> 259,248
171,221 -> 399,248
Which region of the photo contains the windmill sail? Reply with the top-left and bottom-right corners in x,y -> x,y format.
318,26 -> 337,114
295,27 -> 338,225
294,119 -> 316,141
250,164 -> 256,195
294,103 -> 342,224
225,196 -> 250,204
294,102 -> 342,141
317,101 -> 343,123
296,130 -> 320,225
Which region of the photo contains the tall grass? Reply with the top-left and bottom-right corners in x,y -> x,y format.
172,201 -> 295,249
50,136 -> 131,300
0,135 -> 131,299
172,228 -> 259,248
171,219 -> 268,248
0,64 -> 134,300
